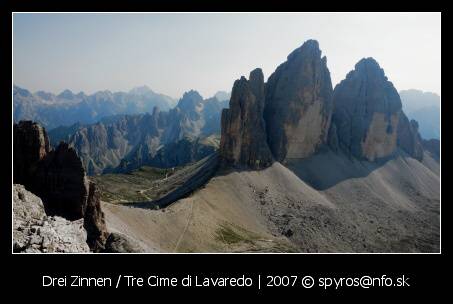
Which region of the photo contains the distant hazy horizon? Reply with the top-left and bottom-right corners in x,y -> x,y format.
13,13 -> 441,99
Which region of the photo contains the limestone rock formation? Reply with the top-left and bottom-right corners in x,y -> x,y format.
34,142 -> 90,220
13,184 -> 90,253
220,68 -> 273,168
397,114 -> 424,161
264,40 -> 333,162
330,58 -> 402,161
13,120 -> 108,251
13,121 -> 50,186
54,92 -> 228,175
84,182 -> 108,250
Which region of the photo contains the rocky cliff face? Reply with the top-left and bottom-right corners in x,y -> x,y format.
220,41 -> 430,170
220,68 -> 273,168
33,142 -> 90,219
220,40 -> 333,168
13,121 -> 107,251
397,113 -> 424,161
13,121 -> 50,186
13,184 -> 90,253
264,40 -> 333,162
330,58 -> 402,161
57,92 -> 228,175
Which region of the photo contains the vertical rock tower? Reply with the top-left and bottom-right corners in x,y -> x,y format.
220,68 -> 273,168
220,40 -> 334,167
264,39 -> 334,162
329,58 -> 403,161
220,40 -> 426,169
13,121 -> 108,251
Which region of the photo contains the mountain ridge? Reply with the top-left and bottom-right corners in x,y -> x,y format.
48,91 -> 228,175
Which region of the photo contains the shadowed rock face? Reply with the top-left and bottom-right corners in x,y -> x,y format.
220,40 -> 334,168
397,114 -> 424,161
13,121 -> 50,186
220,41 -> 430,171
34,142 -> 90,219
84,181 -> 108,250
330,58 -> 402,161
13,120 -> 107,251
264,40 -> 334,162
220,68 -> 273,168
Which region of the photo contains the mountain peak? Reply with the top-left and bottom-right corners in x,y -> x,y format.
14,85 -> 32,98
129,85 -> 154,95
287,39 -> 322,61
35,90 -> 56,101
221,40 -> 333,166
220,68 -> 272,168
330,58 -> 406,161
354,57 -> 384,76
264,39 -> 333,161
182,90 -> 203,101
249,68 -> 264,84
177,90 -> 204,110
57,89 -> 75,99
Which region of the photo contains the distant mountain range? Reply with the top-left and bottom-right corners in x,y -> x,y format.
48,90 -> 228,175
400,89 -> 440,140
13,84 -> 231,131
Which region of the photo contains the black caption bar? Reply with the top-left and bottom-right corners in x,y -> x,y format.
41,273 -> 410,290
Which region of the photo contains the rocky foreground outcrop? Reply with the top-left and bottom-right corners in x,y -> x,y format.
13,121 -> 108,251
220,68 -> 273,168
13,184 -> 90,253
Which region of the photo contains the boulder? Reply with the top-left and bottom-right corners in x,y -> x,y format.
103,232 -> 147,253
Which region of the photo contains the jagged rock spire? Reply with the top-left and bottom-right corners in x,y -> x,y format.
220,68 -> 273,168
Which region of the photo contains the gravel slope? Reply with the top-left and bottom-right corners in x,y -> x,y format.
103,150 -> 440,253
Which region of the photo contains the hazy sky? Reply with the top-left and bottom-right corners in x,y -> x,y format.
13,13 -> 441,99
